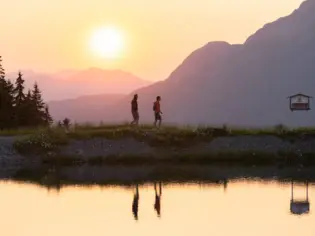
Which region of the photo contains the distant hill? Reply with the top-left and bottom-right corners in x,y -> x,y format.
48,94 -> 125,123
106,0 -> 315,127
6,68 -> 151,101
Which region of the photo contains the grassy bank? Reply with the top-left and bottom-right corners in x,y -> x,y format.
5,123 -> 315,138
10,123 -> 315,153
6,123 -> 315,168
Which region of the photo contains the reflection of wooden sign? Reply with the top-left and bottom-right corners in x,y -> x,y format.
290,181 -> 310,215
287,93 -> 312,111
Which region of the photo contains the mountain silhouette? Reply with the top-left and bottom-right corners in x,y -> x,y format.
47,0 -> 315,126
106,0 -> 315,127
48,94 -> 125,123
7,68 -> 150,101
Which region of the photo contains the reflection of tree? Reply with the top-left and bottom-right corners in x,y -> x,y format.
290,181 -> 310,215
223,179 -> 228,192
132,184 -> 139,220
154,182 -> 162,217
43,167 -> 62,194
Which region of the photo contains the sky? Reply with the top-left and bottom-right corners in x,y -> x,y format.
0,0 -> 305,81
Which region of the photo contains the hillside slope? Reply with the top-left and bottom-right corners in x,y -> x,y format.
110,0 -> 315,127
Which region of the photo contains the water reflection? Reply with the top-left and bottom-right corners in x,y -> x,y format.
223,179 -> 228,192
132,182 -> 163,220
132,184 -> 139,220
2,179 -> 315,236
290,181 -> 310,215
154,182 -> 162,217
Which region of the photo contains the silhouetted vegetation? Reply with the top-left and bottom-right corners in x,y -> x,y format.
0,56 -> 52,129
10,165 -> 315,189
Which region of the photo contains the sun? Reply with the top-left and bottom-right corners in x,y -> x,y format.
89,27 -> 124,59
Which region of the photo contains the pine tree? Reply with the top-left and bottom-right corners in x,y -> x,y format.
4,79 -> 15,127
0,56 -> 6,100
23,89 -> 35,127
43,105 -> 53,126
31,82 -> 45,125
0,56 -> 5,80
0,58 -> 14,128
13,71 -> 27,126
0,58 -> 52,128
32,82 -> 45,110
14,71 -> 25,107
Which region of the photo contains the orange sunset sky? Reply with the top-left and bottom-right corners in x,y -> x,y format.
0,0 -> 304,81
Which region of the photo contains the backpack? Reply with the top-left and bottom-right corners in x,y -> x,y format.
153,102 -> 156,111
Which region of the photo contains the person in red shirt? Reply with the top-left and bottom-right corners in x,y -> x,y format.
153,96 -> 162,128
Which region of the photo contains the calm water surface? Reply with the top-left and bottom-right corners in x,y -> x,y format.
0,180 -> 314,236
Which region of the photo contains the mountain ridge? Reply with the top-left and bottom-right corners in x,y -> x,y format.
6,68 -> 151,101
108,0 -> 315,126
48,0 -> 315,126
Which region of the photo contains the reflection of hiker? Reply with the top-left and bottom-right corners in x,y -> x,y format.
154,182 -> 162,217
130,94 -> 139,126
132,184 -> 139,220
153,96 -> 162,128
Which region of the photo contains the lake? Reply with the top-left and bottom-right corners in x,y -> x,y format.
0,179 -> 314,236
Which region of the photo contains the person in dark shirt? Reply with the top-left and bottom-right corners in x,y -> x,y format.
130,94 -> 139,126
153,96 -> 162,128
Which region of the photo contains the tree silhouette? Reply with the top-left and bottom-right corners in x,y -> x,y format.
14,71 -> 25,107
0,56 -> 5,80
43,105 -> 53,125
31,82 -> 46,126
0,57 -> 53,129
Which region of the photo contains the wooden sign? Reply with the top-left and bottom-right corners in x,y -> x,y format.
287,93 -> 312,111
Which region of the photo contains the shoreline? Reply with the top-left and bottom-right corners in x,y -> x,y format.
7,165 -> 315,189
2,125 -> 315,186
3,132 -> 315,166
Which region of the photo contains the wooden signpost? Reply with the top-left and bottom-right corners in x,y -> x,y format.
287,93 -> 312,111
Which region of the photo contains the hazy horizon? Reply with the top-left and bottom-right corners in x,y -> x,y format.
1,0 -> 304,81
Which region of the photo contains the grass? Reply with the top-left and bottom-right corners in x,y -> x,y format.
4,123 -> 315,137
7,123 -> 315,156
0,127 -> 40,136
13,128 -> 69,155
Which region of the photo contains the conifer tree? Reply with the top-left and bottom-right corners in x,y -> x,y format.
0,59 -> 52,128
0,56 -> 6,100
13,71 -> 27,126
31,82 -> 45,125
0,56 -> 5,80
4,79 -> 15,127
14,71 -> 25,107
23,89 -> 35,126
32,82 -> 45,110
43,105 -> 53,125
0,58 -> 14,128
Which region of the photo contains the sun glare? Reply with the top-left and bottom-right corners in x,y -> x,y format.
90,27 -> 124,59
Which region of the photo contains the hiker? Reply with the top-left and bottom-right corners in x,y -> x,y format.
130,94 -> 139,126
153,96 -> 162,128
